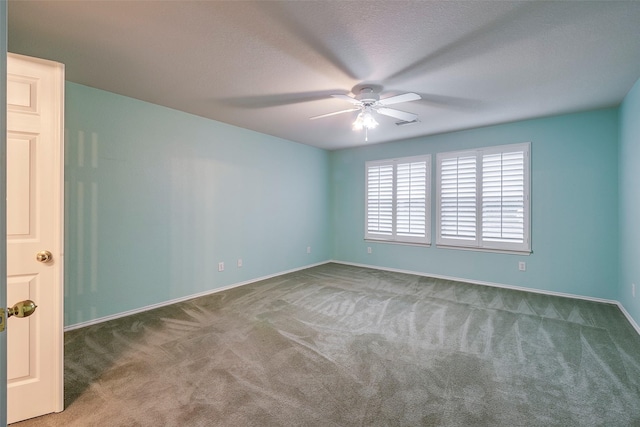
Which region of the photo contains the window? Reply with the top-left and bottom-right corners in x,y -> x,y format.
436,143 -> 530,253
365,155 -> 431,245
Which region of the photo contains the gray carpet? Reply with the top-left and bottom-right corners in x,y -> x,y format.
12,263 -> 640,426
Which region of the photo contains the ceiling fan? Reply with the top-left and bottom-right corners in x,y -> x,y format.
310,87 -> 421,140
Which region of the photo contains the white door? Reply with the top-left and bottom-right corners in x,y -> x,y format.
6,53 -> 64,424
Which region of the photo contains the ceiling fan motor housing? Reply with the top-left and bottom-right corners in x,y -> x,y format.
356,87 -> 380,104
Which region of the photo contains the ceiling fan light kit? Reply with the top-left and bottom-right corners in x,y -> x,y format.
352,109 -> 379,142
352,108 -> 379,131
310,86 -> 421,141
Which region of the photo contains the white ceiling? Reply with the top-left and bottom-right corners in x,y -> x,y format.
8,1 -> 640,150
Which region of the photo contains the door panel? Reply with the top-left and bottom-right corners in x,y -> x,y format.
7,275 -> 37,380
7,76 -> 38,112
6,53 -> 64,424
6,134 -> 35,238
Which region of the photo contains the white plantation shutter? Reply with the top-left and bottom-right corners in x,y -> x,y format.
482,150 -> 525,245
437,143 -> 530,253
439,154 -> 477,243
396,161 -> 427,238
366,163 -> 393,236
366,156 -> 430,244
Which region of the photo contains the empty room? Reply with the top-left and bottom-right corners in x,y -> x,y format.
2,1 -> 640,426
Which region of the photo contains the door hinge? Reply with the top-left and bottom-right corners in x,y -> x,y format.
0,308 -> 5,333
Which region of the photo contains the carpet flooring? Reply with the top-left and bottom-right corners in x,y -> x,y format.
12,263 -> 640,426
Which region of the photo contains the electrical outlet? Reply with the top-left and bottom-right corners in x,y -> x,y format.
367,247 -> 372,254
518,261 -> 526,271
307,246 -> 311,254
237,259 -> 242,268
218,262 -> 224,272
633,283 -> 636,298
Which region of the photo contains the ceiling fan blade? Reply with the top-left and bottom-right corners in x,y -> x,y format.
310,108 -> 360,120
417,93 -> 481,109
219,90 -> 347,109
332,94 -> 362,105
377,107 -> 418,122
378,92 -> 421,106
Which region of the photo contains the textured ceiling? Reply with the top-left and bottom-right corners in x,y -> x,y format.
8,1 -> 640,150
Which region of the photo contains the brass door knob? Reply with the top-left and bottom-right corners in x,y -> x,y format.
36,250 -> 53,263
8,300 -> 37,318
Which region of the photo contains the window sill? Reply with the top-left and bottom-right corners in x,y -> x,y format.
436,244 -> 532,256
365,239 -> 431,248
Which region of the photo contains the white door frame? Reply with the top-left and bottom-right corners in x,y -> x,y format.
2,2 -> 10,426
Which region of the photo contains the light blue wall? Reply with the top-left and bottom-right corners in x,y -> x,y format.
63,79 -> 633,328
330,109 -> 619,300
619,77 -> 640,326
64,82 -> 330,326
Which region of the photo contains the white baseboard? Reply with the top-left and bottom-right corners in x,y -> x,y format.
330,260 -> 640,337
65,259 -> 640,338
64,261 -> 331,332
616,302 -> 640,337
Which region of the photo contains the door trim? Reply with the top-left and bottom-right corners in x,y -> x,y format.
2,1 -> 10,425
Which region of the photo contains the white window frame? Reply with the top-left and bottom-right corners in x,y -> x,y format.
365,155 -> 431,245
436,142 -> 530,254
